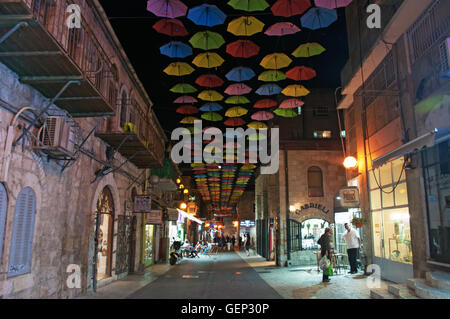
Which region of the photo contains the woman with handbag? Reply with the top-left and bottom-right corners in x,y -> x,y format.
318,227 -> 333,283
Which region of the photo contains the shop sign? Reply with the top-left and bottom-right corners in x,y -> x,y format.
146,209 -> 162,225
167,208 -> 179,221
339,187 -> 360,208
240,220 -> 255,227
296,203 -> 329,214
134,195 -> 151,213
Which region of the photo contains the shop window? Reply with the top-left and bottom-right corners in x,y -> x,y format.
308,166 -> 324,197
8,187 -> 37,277
0,183 -> 7,261
372,211 -> 383,258
301,218 -> 329,251
383,208 -> 412,264
313,130 -> 332,139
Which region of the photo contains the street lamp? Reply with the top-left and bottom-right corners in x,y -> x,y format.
343,156 -> 358,169
289,205 -> 296,213
180,202 -> 187,210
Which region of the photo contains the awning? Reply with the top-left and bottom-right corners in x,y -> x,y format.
372,126 -> 450,168
177,208 -> 204,224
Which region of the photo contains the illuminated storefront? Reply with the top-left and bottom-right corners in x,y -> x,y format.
144,225 -> 154,266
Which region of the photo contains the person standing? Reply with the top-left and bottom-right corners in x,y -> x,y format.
318,228 -> 333,283
238,235 -> 242,250
343,223 -> 361,274
244,234 -> 251,256
231,235 -> 236,249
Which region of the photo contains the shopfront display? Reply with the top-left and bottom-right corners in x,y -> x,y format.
144,225 -> 154,266
300,218 -> 329,250
335,209 -> 361,254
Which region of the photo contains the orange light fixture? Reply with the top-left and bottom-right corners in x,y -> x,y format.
180,202 -> 187,210
183,189 -> 189,194
343,156 -> 358,169
179,184 -> 185,189
176,178 -> 181,184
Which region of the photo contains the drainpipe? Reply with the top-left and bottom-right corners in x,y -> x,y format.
284,150 -> 291,262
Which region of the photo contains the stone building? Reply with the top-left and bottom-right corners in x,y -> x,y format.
0,0 -> 167,298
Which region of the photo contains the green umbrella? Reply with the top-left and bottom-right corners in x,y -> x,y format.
228,0 -> 269,12
274,108 -> 298,118
258,70 -> 286,82
189,31 -> 225,50
201,112 -> 223,122
225,95 -> 250,104
170,83 -> 197,94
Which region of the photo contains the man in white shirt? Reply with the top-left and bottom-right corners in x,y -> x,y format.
343,223 -> 361,274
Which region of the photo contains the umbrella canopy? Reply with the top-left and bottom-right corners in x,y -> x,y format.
254,99 -> 277,108
225,83 -> 252,95
180,116 -> 200,124
301,7 -> 338,30
160,41 -> 192,58
264,22 -> 301,36
286,66 -> 317,81
226,66 -> 256,82
271,0 -> 311,17
251,111 -> 274,121
176,105 -> 199,114
279,98 -> 304,108
225,118 -> 246,127
248,121 -> 268,129
147,0 -> 188,18
198,90 -> 224,101
226,40 -> 260,58
227,16 -> 265,36
163,62 -> 194,76
292,42 -> 326,57
282,84 -> 310,97
153,19 -> 188,36
228,0 -> 270,11
225,106 -> 248,117
256,83 -> 282,96
192,52 -> 224,68
195,74 -> 224,88
187,4 -> 227,27
258,70 -> 287,82
170,83 -> 197,93
315,0 -> 352,10
260,53 -> 292,69
274,108 -> 298,117
199,102 -> 223,112
189,31 -> 225,50
201,112 -> 223,122
225,95 -> 251,104
174,95 -> 197,103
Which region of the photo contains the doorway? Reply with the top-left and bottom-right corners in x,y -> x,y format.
95,186 -> 114,281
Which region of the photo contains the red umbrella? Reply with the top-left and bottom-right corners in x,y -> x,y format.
264,22 -> 301,36
286,66 -> 316,81
176,105 -> 199,114
195,74 -> 224,88
226,40 -> 260,58
271,0 -> 311,17
254,99 -> 277,109
225,83 -> 252,96
251,111 -> 274,121
174,95 -> 197,104
153,19 -> 188,36
224,118 -> 246,127
279,98 -> 304,108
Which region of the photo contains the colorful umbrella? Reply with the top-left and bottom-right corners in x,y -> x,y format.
170,83 -> 197,94
163,62 -> 195,76
147,0 -> 188,18
193,52 -> 224,68
254,99 -> 277,108
292,42 -> 326,57
160,41 -> 192,58
153,19 -> 188,36
225,83 -> 252,95
274,108 -> 298,117
225,95 -> 251,104
187,4 -> 227,27
248,121 -> 268,129
258,70 -> 287,82
280,98 -> 304,108
198,90 -> 224,101
225,118 -> 246,127
176,105 -> 199,114
251,111 -> 274,121
227,16 -> 265,36
226,40 -> 260,58
201,112 -> 223,122
200,102 -> 223,112
256,83 -> 282,96
260,53 -> 292,70
174,95 -> 197,103
282,84 -> 310,97
228,0 -> 270,11
286,66 -> 316,81
189,31 -> 225,50
264,22 -> 301,36
180,116 -> 200,124
271,0 -> 311,17
226,67 -> 255,82
315,0 -> 352,9
225,106 -> 248,117
301,7 -> 337,30
195,74 -> 224,88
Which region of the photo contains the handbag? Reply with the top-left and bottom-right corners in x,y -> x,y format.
319,255 -> 330,270
324,264 -> 334,277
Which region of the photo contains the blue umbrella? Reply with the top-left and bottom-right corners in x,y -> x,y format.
226,67 -> 256,82
160,41 -> 192,58
224,130 -> 244,138
195,174 -> 207,178
256,83 -> 282,96
200,102 -> 223,112
301,7 -> 338,30
187,4 -> 227,27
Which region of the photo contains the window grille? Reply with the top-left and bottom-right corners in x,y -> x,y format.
289,220 -> 302,252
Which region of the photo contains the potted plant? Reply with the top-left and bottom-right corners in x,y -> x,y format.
351,217 -> 365,228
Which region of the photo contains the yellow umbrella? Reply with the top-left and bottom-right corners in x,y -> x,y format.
292,42 -> 326,58
163,62 -> 195,76
248,121 -> 268,129
260,53 -> 292,70
180,116 -> 200,124
242,164 -> 257,170
227,16 -> 264,36
282,84 -> 310,97
225,106 -> 248,117
192,52 -> 224,68
198,90 -> 224,101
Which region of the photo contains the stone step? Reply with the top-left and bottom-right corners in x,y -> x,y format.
415,279 -> 450,299
426,271 -> 450,291
407,278 -> 422,290
388,284 -> 419,299
370,288 -> 395,299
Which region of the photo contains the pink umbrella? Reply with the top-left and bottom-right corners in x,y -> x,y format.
147,0 -> 188,18
251,111 -> 274,121
174,95 -> 197,104
280,98 -> 304,108
314,0 -> 353,9
264,22 -> 301,36
225,83 -> 252,96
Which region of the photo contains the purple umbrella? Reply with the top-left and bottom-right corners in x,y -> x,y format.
174,95 -> 197,104
147,0 -> 188,18
225,83 -> 252,96
314,0 -> 352,9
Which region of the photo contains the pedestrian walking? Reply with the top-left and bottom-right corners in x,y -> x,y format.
343,223 -> 361,274
231,235 -> 236,249
318,227 -> 333,283
244,234 -> 251,256
238,235 -> 242,249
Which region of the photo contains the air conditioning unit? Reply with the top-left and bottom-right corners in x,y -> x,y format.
40,117 -> 75,155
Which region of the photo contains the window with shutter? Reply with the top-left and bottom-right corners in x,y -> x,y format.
0,183 -> 7,262
8,187 -> 36,277
308,166 -> 324,197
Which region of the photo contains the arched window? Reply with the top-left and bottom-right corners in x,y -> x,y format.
308,166 -> 324,197
119,90 -> 128,129
8,187 -> 37,277
0,183 -> 7,261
